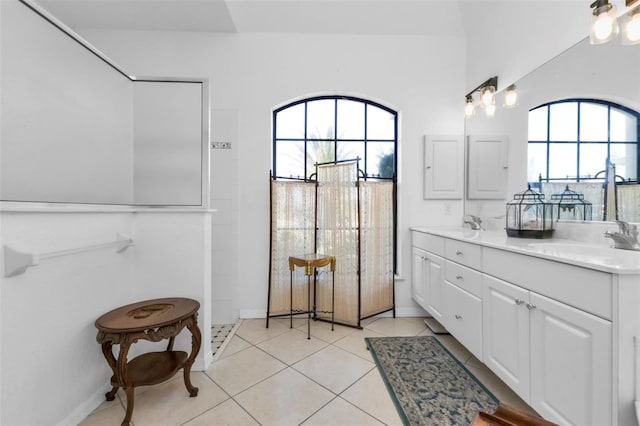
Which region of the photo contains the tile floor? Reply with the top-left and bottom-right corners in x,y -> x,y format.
80,316 -> 536,425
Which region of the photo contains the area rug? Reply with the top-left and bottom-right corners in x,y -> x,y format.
365,336 -> 499,426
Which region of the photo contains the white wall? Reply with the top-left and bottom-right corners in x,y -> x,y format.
0,209 -> 213,425
460,1 -> 591,92
77,29 -> 468,320
0,4 -> 213,424
0,212 -> 136,425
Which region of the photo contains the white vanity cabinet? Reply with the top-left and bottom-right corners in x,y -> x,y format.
482,274 -> 612,425
411,233 -> 445,323
409,227 -> 640,426
482,275 -> 531,399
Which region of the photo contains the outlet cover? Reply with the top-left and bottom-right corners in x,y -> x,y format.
211,141 -> 232,149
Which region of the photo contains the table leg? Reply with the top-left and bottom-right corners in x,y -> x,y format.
122,386 -> 134,426
116,340 -> 134,426
290,269 -> 293,329
183,314 -> 202,397
100,341 -> 119,401
331,269 -> 335,331
307,274 -> 311,339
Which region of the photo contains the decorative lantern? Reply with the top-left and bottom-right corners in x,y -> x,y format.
551,185 -> 593,221
506,185 -> 554,238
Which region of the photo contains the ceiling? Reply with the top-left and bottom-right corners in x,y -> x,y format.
33,0 -> 467,36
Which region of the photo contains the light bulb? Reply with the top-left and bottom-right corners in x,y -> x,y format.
590,2 -> 619,45
594,14 -> 615,40
464,98 -> 476,117
480,86 -> 495,108
503,85 -> 518,108
623,9 -> 640,45
485,104 -> 496,118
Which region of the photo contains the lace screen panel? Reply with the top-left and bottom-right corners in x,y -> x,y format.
540,182 -> 605,220
269,180 -> 316,316
617,184 -> 640,222
359,181 -> 394,317
316,162 -> 359,326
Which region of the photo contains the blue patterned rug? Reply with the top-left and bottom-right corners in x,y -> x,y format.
365,336 -> 499,426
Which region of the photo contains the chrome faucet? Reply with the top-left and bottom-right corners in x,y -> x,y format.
463,214 -> 483,231
604,220 -> 640,251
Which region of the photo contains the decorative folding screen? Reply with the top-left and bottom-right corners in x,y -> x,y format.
267,161 -> 395,328
359,180 -> 394,318
316,162 -> 360,326
617,183 -> 640,222
268,180 -> 316,317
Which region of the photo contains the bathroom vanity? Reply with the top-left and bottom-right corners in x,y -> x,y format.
410,226 -> 640,426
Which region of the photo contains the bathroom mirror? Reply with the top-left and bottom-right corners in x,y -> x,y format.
465,26 -> 640,222
0,0 -> 208,207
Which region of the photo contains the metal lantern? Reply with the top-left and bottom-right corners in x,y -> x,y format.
551,185 -> 593,221
506,185 -> 554,238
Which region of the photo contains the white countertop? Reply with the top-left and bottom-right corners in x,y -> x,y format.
410,226 -> 640,275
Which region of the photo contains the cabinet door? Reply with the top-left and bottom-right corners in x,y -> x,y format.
482,274 -> 530,401
443,279 -> 483,360
424,252 -> 445,322
411,247 -> 427,307
423,135 -> 463,199
467,135 -> 508,199
529,292 -> 612,426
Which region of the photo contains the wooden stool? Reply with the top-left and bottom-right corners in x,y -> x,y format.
288,253 -> 336,339
95,297 -> 202,426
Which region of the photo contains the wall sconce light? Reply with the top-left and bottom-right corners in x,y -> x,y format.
503,84 -> 518,108
590,0 -> 619,44
480,85 -> 496,108
622,6 -> 640,44
464,95 -> 476,117
464,76 -> 498,118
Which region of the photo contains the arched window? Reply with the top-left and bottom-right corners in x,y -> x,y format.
272,96 -> 398,180
528,99 -> 639,185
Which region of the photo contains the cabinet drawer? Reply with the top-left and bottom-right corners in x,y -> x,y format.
445,260 -> 482,297
445,239 -> 482,270
483,247 -> 612,320
411,231 -> 445,256
443,280 -> 483,361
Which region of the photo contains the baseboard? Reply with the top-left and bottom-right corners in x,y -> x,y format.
240,309 -> 267,319
193,348 -> 213,371
241,307 -> 427,319
57,382 -> 111,426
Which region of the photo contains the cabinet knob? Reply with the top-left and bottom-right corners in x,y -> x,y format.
514,298 -> 525,305
455,250 -> 462,255
455,314 -> 462,320
456,274 -> 463,280
526,302 -> 537,310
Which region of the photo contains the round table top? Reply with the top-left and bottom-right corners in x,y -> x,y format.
95,297 -> 199,333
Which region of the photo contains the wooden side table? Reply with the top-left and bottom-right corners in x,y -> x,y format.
95,297 -> 202,426
288,253 -> 336,339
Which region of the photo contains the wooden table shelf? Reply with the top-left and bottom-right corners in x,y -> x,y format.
96,297 -> 201,426
111,350 -> 189,388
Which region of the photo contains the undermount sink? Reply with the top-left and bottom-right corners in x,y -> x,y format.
526,242 -> 610,256
525,241 -> 640,269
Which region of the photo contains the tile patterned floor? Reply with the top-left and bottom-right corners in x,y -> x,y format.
211,324 -> 236,358
80,316 -> 537,425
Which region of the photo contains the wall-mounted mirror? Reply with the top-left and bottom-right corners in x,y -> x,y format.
465,17 -> 640,223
